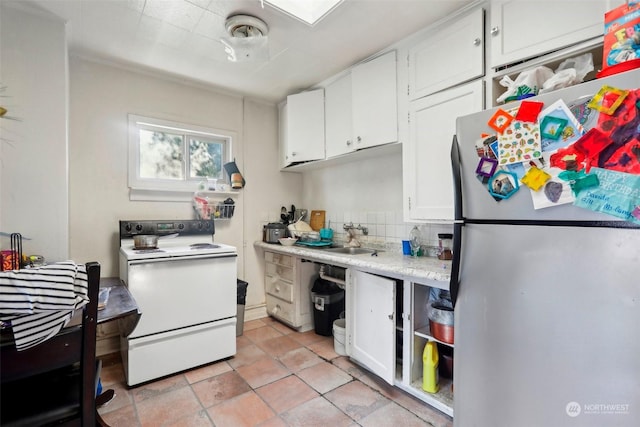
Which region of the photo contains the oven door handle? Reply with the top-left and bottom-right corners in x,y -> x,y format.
127,253 -> 237,265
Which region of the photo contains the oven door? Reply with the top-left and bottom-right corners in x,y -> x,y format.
124,254 -> 237,339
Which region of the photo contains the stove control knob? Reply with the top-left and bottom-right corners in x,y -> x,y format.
197,222 -> 203,229
135,224 -> 143,232
124,224 -> 132,232
178,223 -> 184,230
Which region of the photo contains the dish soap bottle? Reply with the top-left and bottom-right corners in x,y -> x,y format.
422,341 -> 439,393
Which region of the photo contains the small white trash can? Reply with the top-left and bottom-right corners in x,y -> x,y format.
333,318 -> 347,356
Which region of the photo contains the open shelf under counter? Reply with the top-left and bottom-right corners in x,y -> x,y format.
414,326 -> 454,348
409,377 -> 454,415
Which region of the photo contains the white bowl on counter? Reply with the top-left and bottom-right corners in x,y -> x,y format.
278,237 -> 298,246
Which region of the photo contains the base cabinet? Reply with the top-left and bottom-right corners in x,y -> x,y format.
346,269 -> 398,384
264,252 -> 319,331
345,269 -> 454,417
400,281 -> 454,416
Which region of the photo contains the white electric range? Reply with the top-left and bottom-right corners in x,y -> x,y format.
119,219 -> 237,386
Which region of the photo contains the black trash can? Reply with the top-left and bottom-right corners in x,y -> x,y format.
311,278 -> 345,336
237,279 -> 248,336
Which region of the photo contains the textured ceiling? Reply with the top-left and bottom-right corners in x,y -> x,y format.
19,0 -> 474,103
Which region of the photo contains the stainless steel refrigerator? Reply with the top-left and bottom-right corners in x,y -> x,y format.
451,69 -> 640,426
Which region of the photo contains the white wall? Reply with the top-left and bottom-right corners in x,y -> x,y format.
0,3 -> 69,261
68,57 -> 243,274
243,99 -> 303,318
301,150 -> 453,249
68,57 -> 302,313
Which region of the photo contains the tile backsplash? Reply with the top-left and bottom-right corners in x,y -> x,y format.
262,210 -> 453,253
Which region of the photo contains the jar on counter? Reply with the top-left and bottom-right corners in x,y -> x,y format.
438,233 -> 453,260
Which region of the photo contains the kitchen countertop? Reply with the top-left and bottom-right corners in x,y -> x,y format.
254,241 -> 452,285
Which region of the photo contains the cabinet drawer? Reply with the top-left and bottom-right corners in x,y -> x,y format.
265,251 -> 293,267
265,275 -> 294,302
265,262 -> 294,282
266,295 -> 296,326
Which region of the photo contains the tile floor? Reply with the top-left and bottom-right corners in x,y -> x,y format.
97,317 -> 453,427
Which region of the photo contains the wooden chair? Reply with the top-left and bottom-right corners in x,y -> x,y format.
1,261 -> 108,426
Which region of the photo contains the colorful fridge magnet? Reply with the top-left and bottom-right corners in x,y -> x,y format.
558,170 -> 600,196
571,173 -> 600,195
550,149 -> 585,171
487,109 -> 515,133
488,170 -> 520,199
540,115 -> 568,140
587,85 -> 629,115
540,99 -> 585,152
476,157 -> 499,177
596,88 -> 638,140
521,166 -> 551,191
573,127 -> 613,172
475,135 -> 498,159
515,100 -> 544,122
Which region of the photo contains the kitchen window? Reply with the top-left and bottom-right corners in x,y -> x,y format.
128,114 -> 234,199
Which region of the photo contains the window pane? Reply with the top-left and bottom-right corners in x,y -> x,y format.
189,138 -> 224,180
139,130 -> 184,180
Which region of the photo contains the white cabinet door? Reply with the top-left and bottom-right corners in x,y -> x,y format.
489,0 -> 616,69
278,102 -> 289,169
409,7 -> 484,100
404,80 -> 484,222
325,73 -> 354,158
351,51 -> 398,150
285,89 -> 325,165
347,269 -> 396,384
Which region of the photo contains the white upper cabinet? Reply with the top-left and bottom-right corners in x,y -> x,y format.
489,0 -> 617,69
283,89 -> 325,166
324,50 -> 398,158
404,79 -> 484,222
409,7 -> 484,100
324,73 -> 354,158
351,50 -> 398,150
278,102 -> 289,169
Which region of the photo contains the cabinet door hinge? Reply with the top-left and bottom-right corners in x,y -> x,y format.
408,197 -> 412,210
407,111 -> 410,124
407,85 -> 410,96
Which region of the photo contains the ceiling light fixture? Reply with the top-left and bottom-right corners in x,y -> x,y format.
221,15 -> 269,62
225,15 -> 269,38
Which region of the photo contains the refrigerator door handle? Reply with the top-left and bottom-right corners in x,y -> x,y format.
450,135 -> 463,223
450,222 -> 462,307
450,135 -> 463,307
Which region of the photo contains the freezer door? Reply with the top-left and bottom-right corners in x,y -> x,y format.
455,69 -> 640,222
453,223 -> 640,426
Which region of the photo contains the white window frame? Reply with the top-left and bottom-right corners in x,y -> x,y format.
128,114 -> 235,200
